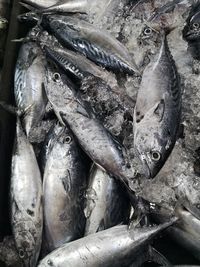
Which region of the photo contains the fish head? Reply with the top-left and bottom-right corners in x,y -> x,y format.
0,17 -> 7,30
137,25 -> 161,47
14,223 -> 40,267
18,12 -> 39,27
134,104 -> 173,179
183,8 -> 200,41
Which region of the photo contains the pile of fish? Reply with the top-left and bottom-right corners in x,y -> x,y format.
1,0 -> 200,266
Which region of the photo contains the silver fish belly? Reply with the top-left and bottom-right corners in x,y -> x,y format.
11,118 -> 43,267
38,221 -> 175,267
133,33 -> 181,179
43,123 -> 88,252
41,15 -> 139,74
84,165 -> 130,236
14,41 -> 47,137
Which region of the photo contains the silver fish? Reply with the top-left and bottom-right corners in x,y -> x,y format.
11,118 -> 43,267
43,44 -> 118,87
14,41 -> 47,137
43,122 -> 88,252
40,0 -> 88,13
169,208 -> 200,261
41,15 -> 139,74
43,45 -> 133,140
84,165 -> 130,236
38,221 -> 175,267
133,31 -> 181,179
44,65 -> 135,190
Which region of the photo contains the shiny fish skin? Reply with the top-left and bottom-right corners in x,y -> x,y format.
21,0 -> 57,9
38,221 -> 175,267
41,0 -> 88,13
41,15 -> 139,74
169,209 -> 200,261
84,165 -> 130,236
43,45 -> 133,139
14,41 -> 47,137
43,45 -> 118,87
133,31 -> 181,179
44,65 -> 135,190
11,118 -> 43,267
43,123 -> 88,252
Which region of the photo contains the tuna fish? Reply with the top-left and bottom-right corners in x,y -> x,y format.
44,64 -> 135,191
84,165 -> 130,236
38,220 -> 176,267
133,30 -> 181,178
43,122 -> 88,252
14,41 -> 47,137
11,118 -> 43,267
41,15 -> 139,74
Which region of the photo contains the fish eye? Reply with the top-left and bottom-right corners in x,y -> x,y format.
143,27 -> 152,35
196,203 -> 200,209
53,73 -> 61,82
19,249 -> 25,258
64,135 -> 72,144
192,22 -> 199,29
151,151 -> 161,161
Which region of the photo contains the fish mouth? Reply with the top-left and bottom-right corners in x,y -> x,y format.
183,30 -> 200,41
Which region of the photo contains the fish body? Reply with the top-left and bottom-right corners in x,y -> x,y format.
169,209 -> 200,261
41,15 -> 139,74
11,118 -> 43,267
43,45 -> 117,87
43,123 -> 88,252
84,165 -> 130,235
14,41 -> 47,137
21,0 -> 57,9
133,32 -> 181,178
43,45 -> 133,139
44,65 -> 134,189
38,221 -> 174,267
41,0 -> 88,13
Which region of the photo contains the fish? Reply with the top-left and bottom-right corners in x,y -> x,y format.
21,0 -> 58,9
43,122 -> 88,252
41,15 -> 139,74
44,64 -> 135,191
0,16 -> 7,30
43,45 -> 134,140
18,12 -> 40,27
11,118 -> 43,267
182,1 -> 200,59
168,208 -> 200,261
84,165 -> 130,236
133,30 -> 181,179
182,1 -> 200,42
14,41 -> 47,137
38,220 -> 176,267
43,45 -> 118,87
40,0 -> 88,14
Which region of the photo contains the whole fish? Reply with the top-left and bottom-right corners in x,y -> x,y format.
43,122 -> 88,252
182,1 -> 200,59
38,221 -> 175,267
11,118 -> 43,267
84,165 -> 130,236
14,41 -> 47,137
133,30 -> 181,179
44,65 -> 135,191
41,15 -> 139,74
